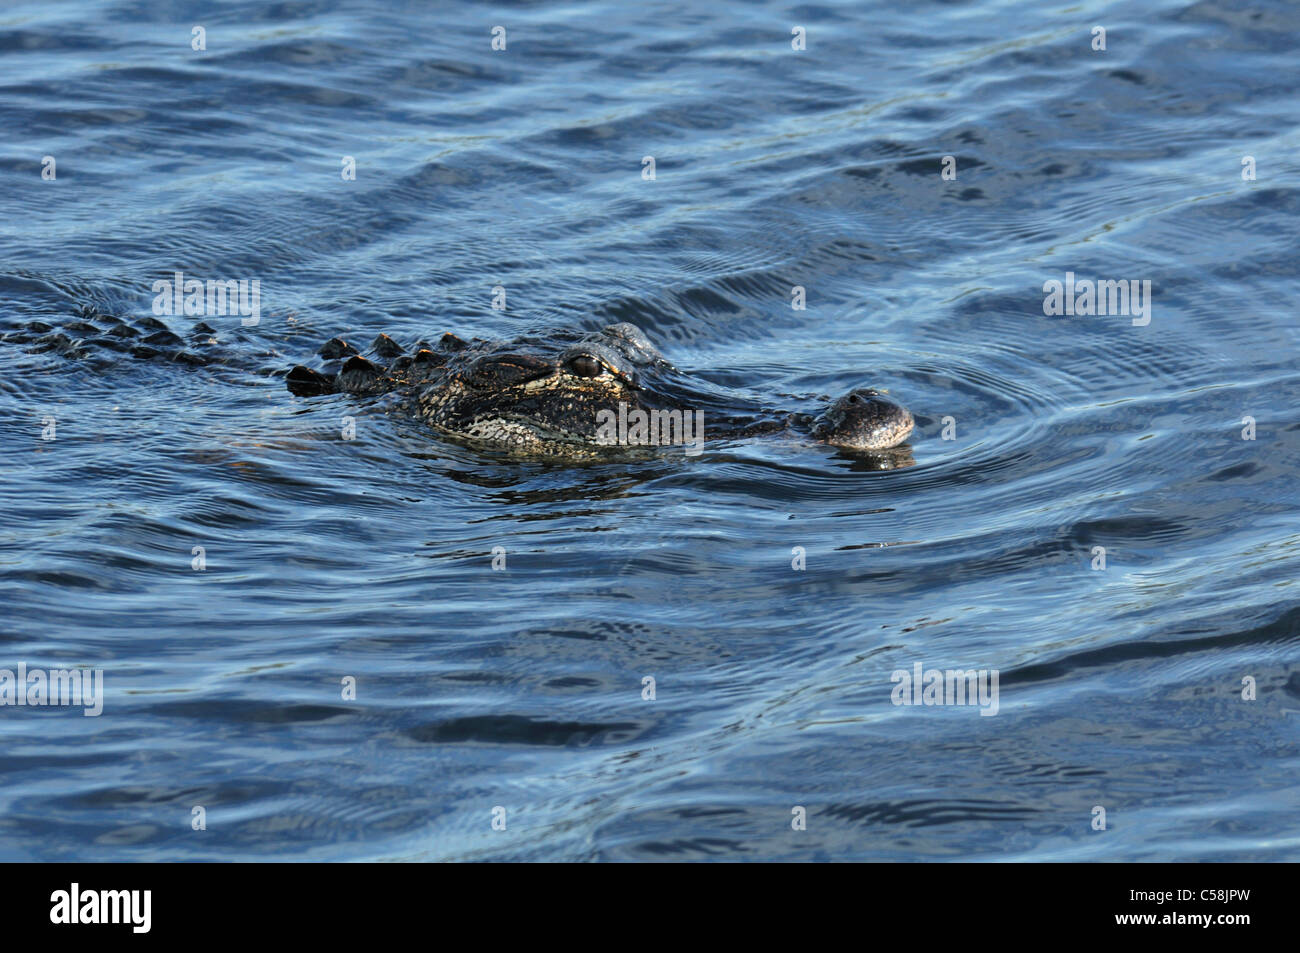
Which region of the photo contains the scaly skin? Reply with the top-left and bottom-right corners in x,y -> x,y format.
286,322 -> 915,458
1,309 -> 914,459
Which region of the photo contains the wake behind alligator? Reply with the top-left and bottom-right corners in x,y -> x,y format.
7,309 -> 915,462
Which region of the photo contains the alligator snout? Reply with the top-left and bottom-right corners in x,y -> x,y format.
812,388 -> 914,451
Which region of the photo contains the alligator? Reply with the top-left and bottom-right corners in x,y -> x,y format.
6,310 -> 915,461
283,321 -> 914,459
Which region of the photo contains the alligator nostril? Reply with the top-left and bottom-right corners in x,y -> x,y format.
849,394 -> 862,404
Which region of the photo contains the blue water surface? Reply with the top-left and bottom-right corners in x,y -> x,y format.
1,0 -> 1298,861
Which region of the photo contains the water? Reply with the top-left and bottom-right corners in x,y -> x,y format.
1,0 -> 1297,861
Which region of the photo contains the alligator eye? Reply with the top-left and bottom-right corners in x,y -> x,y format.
566,355 -> 606,378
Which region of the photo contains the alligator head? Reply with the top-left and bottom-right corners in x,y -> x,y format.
287,321 -> 914,456
418,322 -> 669,451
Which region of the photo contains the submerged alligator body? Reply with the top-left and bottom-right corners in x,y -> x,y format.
7,309 -> 915,461
284,321 -> 915,459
